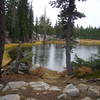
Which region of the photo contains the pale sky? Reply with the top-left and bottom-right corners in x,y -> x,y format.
31,0 -> 100,28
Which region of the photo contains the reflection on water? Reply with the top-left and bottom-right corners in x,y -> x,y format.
32,44 -> 100,71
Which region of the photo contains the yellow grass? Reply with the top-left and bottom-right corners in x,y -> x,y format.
3,41 -> 42,66
45,40 -> 65,44
80,39 -> 100,45
2,51 -> 11,67
4,41 -> 42,50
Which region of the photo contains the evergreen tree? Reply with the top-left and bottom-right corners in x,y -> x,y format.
28,2 -> 34,42
5,0 -> 34,42
50,0 -> 86,75
5,0 -> 19,42
17,0 -> 29,42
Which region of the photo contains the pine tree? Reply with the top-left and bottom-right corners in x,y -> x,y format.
28,2 -> 34,42
5,0 -> 19,42
50,0 -> 86,75
17,0 -> 29,42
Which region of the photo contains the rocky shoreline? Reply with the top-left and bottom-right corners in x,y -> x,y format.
0,80 -> 100,100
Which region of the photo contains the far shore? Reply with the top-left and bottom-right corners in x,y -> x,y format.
2,39 -> 100,68
4,39 -> 100,50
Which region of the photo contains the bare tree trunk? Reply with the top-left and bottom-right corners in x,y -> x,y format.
65,42 -> 73,75
0,0 -> 5,78
65,16 -> 73,75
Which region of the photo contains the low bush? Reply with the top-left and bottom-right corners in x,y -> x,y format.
75,66 -> 92,77
72,55 -> 100,70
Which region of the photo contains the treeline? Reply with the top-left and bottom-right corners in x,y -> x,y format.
76,26 -> 100,40
53,24 -> 100,40
5,0 -> 56,43
5,0 -> 34,42
5,0 -> 100,43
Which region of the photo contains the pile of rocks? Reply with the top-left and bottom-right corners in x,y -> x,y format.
1,81 -> 61,92
57,83 -> 100,100
0,81 -> 100,100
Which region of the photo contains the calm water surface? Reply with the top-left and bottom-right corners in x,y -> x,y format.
32,44 -> 100,71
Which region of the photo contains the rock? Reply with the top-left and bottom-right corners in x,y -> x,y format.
78,84 -> 88,92
81,97 -> 92,100
63,84 -> 80,97
3,81 -> 28,91
0,94 -> 20,100
0,84 -> 3,90
25,98 -> 36,100
88,86 -> 100,97
57,93 -> 67,99
18,63 -> 29,73
36,93 -> 39,95
31,64 -> 40,70
49,86 -> 61,91
29,81 -> 50,90
3,85 -> 9,91
18,71 -> 24,74
7,61 -> 16,72
97,98 -> 100,100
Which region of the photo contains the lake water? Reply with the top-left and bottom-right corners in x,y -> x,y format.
32,44 -> 100,71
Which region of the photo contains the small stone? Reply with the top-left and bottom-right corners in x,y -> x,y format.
49,86 -> 61,91
25,97 -> 36,100
81,97 -> 92,100
42,92 -> 48,94
36,93 -> 39,95
0,84 -> 3,90
57,93 -> 67,99
0,94 -> 20,100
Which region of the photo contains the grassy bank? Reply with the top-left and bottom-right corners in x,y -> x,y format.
80,39 -> 100,45
2,39 -> 100,67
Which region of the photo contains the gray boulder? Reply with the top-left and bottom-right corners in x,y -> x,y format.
63,84 -> 80,97
3,81 -> 28,91
0,94 -> 20,100
81,97 -> 92,100
29,81 -> 50,90
78,84 -> 88,92
97,98 -> 100,100
88,86 -> 100,97
18,63 -> 29,73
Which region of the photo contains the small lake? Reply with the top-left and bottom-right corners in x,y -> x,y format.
32,44 -> 100,71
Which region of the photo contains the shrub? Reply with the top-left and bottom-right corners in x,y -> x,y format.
75,66 -> 92,77
31,67 -> 45,77
72,55 -> 100,70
